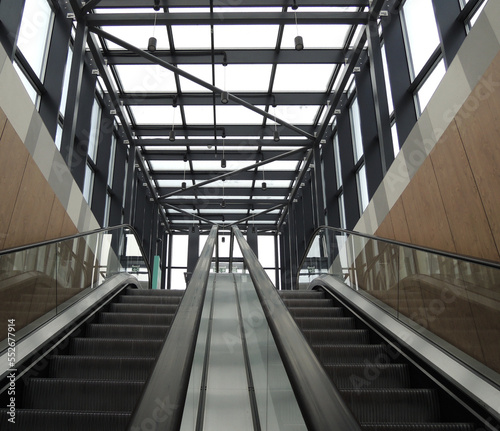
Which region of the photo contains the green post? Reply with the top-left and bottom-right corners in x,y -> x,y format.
151,255 -> 161,290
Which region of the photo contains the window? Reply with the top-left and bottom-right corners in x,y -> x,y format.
349,97 -> 363,163
401,0 -> 440,80
416,59 -> 446,114
17,0 -> 54,79
59,47 -> 73,117
87,98 -> 102,162
107,134 -> 117,188
55,124 -> 63,150
391,123 -> 400,157
356,165 -> 369,213
83,163 -> 94,203
339,193 -> 346,229
13,62 -> 37,104
333,133 -> 343,189
380,43 -> 394,114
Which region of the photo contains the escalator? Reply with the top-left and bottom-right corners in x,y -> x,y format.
0,286 -> 183,430
280,289 -> 476,430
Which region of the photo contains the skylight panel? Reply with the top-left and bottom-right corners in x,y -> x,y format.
214,25 -> 279,49
115,65 -> 177,93
275,105 -> 321,125
215,64 -> 273,92
101,25 -> 170,51
191,160 -> 255,171
281,24 -> 351,49
178,65 -> 213,93
130,106 -> 180,125
273,64 -> 334,92
150,160 -> 187,171
216,105 -> 265,125
260,161 -> 300,171
171,26 -> 212,49
184,106 -> 214,124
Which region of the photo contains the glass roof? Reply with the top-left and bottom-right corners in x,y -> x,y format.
89,1 -> 369,231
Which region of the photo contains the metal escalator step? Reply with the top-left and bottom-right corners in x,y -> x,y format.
0,410 -> 130,431
23,379 -> 144,412
302,329 -> 370,345
118,295 -> 182,305
99,312 -> 175,325
289,307 -> 344,318
361,423 -> 475,431
86,324 -> 169,339
70,338 -> 163,357
294,317 -> 355,330
279,291 -> 326,300
48,356 -> 155,380
109,303 -> 178,314
340,389 -> 440,423
323,364 -> 410,389
312,344 -> 395,364
282,298 -> 334,308
125,288 -> 184,296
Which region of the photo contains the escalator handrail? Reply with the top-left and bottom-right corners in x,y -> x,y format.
298,225 -> 500,277
0,223 -> 152,280
233,226 -> 362,431
126,224 -> 218,431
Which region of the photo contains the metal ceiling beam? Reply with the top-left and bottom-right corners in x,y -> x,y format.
106,49 -> 348,65
89,27 -> 315,141
162,203 -> 216,225
142,149 -> 308,161
159,147 -> 304,199
159,188 -> 290,196
135,137 -> 312,146
121,92 -> 330,106
166,199 -> 287,207
81,0 -> 103,14
152,171 -> 296,181
229,204 -> 285,226
88,12 -> 369,26
133,125 -> 315,137
94,0 -> 369,8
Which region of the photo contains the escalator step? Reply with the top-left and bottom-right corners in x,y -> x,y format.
23,379 -> 144,412
0,410 -> 130,431
289,307 -> 344,318
109,303 -> 178,314
279,291 -> 326,300
99,312 -> 175,325
302,329 -> 370,345
86,324 -> 169,339
282,298 -> 334,308
48,356 -> 155,380
323,364 -> 410,389
125,288 -> 184,296
70,338 -> 163,357
361,424 -> 475,431
340,389 -> 440,423
118,295 -> 182,305
312,344 -> 396,364
294,317 -> 355,330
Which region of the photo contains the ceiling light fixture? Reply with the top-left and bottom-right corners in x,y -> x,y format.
221,62 -> 229,104
294,7 -> 304,51
148,12 -> 158,52
273,105 -> 280,142
262,168 -> 267,191
182,155 -> 186,190
221,136 -> 226,168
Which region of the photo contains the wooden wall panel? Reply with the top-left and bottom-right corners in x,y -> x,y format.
375,211 -> 395,240
430,120 -> 500,261
3,157 -> 55,249
45,196 -> 68,241
61,213 -> 78,238
0,107 -> 7,134
401,157 -> 457,253
456,55 -> 500,257
390,199 -> 412,244
0,121 -> 30,250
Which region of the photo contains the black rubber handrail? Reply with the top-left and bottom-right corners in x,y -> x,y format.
298,225 -> 500,277
126,224 -> 218,431
0,224 -> 152,281
233,226 -> 362,431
